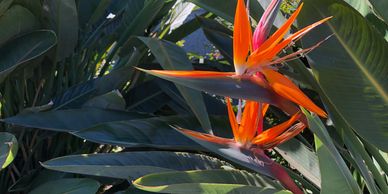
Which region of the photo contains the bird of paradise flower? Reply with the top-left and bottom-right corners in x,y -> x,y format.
138,0 -> 332,193
174,98 -> 305,193
138,0 -> 331,121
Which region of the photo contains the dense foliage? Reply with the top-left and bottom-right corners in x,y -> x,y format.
0,0 -> 387,194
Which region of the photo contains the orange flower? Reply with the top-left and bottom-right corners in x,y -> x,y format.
177,98 -> 305,150
138,0 -> 331,118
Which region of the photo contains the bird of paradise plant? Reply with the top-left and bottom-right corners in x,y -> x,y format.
138,0 -> 331,121
175,98 -> 305,193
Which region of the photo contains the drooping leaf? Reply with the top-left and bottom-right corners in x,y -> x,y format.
139,37 -> 212,132
45,0 -> 78,60
0,132 -> 18,169
3,108 -> 148,132
0,30 -> 55,83
299,0 -> 388,151
0,5 -> 39,46
29,178 -> 100,194
42,152 -> 230,179
133,169 -> 289,194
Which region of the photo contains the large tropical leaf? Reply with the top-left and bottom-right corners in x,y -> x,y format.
45,0 -> 78,60
0,5 -> 39,46
42,152 -> 230,179
342,0 -> 388,40
0,30 -> 56,83
3,108 -> 148,132
139,37 -> 212,132
0,132 -> 18,169
133,169 -> 289,194
29,178 -> 100,194
299,0 -> 388,151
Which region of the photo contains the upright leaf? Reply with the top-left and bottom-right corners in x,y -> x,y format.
45,0 -> 78,60
139,37 -> 212,132
299,0 -> 388,151
302,109 -> 361,194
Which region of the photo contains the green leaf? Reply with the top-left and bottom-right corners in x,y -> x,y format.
0,5 -> 39,46
45,0 -> 78,60
82,90 -> 126,110
73,115 -> 231,150
3,108 -> 148,132
275,138 -> 321,188
299,0 -> 388,151
133,170 -> 288,194
42,152 -> 230,179
302,109 -> 361,194
29,178 -> 100,194
0,30 -> 56,83
137,68 -> 282,106
0,132 -> 18,169
342,0 -> 388,40
198,17 -> 233,64
139,37 -> 212,132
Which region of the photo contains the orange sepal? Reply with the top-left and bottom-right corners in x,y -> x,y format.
262,69 -> 327,117
178,127 -> 234,145
226,98 -> 239,141
263,123 -> 306,149
247,3 -> 304,67
233,0 -> 252,74
252,112 -> 301,145
239,101 -> 260,144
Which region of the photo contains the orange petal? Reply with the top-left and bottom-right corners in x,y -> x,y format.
239,100 -> 260,144
177,127 -> 234,145
247,3 -> 304,67
262,69 -> 327,117
262,123 -> 306,149
226,97 -> 239,141
233,0 -> 252,75
252,112 -> 301,145
262,103 -> 270,116
262,16 -> 333,62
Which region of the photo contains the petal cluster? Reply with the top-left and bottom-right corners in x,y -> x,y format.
179,97 -> 305,149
